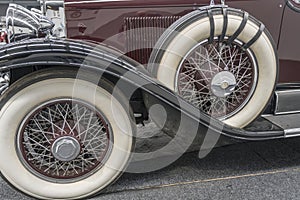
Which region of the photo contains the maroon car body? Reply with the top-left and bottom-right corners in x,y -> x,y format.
64,0 -> 300,83
1,0 -> 300,199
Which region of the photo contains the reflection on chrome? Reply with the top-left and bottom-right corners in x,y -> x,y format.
6,3 -> 54,42
0,71 -> 10,95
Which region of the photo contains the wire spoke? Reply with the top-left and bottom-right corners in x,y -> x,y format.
17,100 -> 111,181
176,39 -> 257,118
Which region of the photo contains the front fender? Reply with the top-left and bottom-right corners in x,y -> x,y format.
0,38 -> 284,142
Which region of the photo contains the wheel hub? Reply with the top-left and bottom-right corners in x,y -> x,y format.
211,71 -> 237,98
51,136 -> 81,162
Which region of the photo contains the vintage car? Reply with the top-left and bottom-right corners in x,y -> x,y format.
0,0 -> 299,199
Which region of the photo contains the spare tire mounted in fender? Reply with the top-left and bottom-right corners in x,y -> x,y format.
148,6 -> 278,128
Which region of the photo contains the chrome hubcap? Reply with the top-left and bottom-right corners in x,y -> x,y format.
51,136 -> 81,162
211,71 -> 236,98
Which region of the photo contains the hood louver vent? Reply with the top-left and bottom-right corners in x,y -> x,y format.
124,16 -> 181,65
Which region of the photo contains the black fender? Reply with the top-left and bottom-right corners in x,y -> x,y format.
0,38 -> 284,143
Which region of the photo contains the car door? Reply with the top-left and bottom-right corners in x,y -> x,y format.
278,0 -> 300,83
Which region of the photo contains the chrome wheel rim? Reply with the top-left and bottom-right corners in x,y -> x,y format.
175,38 -> 258,119
17,99 -> 112,183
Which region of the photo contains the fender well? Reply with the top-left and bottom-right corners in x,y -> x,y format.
0,38 -> 151,121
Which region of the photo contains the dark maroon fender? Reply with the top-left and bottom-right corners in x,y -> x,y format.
0,37 -> 284,140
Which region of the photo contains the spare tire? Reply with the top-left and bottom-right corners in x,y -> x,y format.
148,7 -> 278,128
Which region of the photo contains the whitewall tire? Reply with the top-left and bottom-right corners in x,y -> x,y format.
0,69 -> 134,199
149,7 -> 278,128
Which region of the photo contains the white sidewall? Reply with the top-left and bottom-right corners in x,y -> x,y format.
0,78 -> 133,199
156,14 -> 277,128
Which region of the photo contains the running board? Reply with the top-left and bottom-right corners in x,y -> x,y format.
263,113 -> 300,137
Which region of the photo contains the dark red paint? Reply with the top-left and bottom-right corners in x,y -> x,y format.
64,0 -> 300,83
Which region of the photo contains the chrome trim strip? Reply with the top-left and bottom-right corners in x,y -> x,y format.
276,89 -> 300,93
275,91 -> 279,114
275,110 -> 300,115
284,128 -> 300,137
64,0 -> 130,5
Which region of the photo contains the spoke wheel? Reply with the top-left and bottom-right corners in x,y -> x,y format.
0,69 -> 134,199
148,8 -> 278,128
176,38 -> 257,119
18,99 -> 112,182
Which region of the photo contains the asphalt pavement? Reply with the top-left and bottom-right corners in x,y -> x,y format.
2,123 -> 300,200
